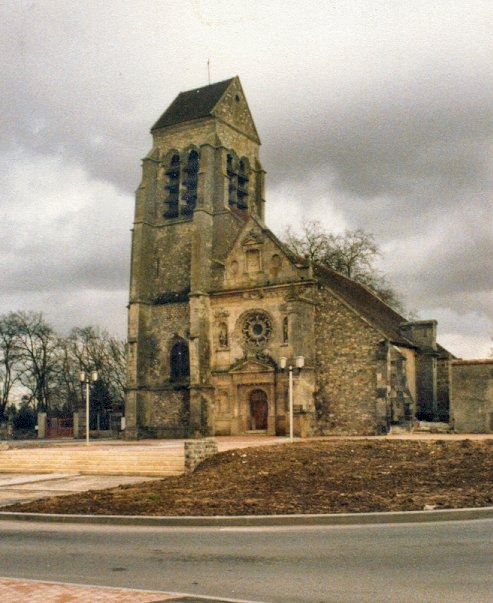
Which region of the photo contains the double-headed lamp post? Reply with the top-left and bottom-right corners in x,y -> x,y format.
79,370 -> 98,445
279,356 -> 304,442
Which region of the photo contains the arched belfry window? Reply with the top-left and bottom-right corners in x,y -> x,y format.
164,154 -> 180,218
227,154 -> 249,211
170,339 -> 190,381
237,159 -> 249,210
163,151 -> 200,218
182,150 -> 199,215
227,154 -> 237,207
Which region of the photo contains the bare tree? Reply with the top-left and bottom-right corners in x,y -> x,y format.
8,311 -> 61,413
63,326 -> 126,417
104,335 -> 126,411
0,314 -> 21,419
0,311 -> 127,423
282,220 -> 404,313
283,221 -> 332,264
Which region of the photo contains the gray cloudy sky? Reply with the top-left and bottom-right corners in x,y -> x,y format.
1,0 -> 492,358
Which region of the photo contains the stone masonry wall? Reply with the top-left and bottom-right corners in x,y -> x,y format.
153,223 -> 193,296
148,302 -> 190,386
140,388 -> 190,438
451,360 -> 493,433
437,357 -> 451,421
314,285 -> 385,435
184,439 -> 218,471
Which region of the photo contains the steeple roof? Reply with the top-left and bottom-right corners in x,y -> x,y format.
151,78 -> 236,131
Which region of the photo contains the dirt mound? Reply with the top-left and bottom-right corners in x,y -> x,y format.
6,439 -> 493,516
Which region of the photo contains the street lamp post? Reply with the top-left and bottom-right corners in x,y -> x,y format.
79,370 -> 98,445
279,356 -> 304,441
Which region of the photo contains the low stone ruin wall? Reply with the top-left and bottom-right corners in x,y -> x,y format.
185,439 -> 218,472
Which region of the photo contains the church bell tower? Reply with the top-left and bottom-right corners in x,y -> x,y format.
125,77 -> 265,438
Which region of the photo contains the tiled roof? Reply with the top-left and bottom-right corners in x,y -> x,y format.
151,78 -> 235,131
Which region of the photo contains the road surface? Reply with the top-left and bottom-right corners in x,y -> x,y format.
0,518 -> 491,602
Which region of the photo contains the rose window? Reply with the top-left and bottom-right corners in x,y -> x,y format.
242,312 -> 272,346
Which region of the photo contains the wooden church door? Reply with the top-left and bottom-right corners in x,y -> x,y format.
250,389 -> 268,430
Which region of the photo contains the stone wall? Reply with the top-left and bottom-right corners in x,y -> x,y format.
153,223 -> 193,296
184,438 -> 218,471
314,286 -> 386,435
134,388 -> 191,438
149,302 -> 190,385
451,360 -> 493,433
437,356 -> 451,422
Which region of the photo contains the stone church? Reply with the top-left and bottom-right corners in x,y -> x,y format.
124,77 -> 453,439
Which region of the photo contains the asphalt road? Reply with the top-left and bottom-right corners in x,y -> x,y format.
0,518 -> 491,603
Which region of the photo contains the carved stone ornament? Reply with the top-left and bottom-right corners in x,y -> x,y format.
242,230 -> 264,246
242,311 -> 272,346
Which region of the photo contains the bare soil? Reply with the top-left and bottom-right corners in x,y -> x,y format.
6,439 -> 493,516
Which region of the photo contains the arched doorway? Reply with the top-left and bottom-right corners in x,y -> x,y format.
249,389 -> 268,430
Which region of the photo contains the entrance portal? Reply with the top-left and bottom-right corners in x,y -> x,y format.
249,389 -> 268,430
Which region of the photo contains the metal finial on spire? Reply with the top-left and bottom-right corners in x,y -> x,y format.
207,58 -> 211,85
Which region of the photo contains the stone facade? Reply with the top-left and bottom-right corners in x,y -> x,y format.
125,77 -> 457,439
450,360 -> 493,433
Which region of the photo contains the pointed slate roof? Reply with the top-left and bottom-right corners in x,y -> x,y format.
151,78 -> 236,131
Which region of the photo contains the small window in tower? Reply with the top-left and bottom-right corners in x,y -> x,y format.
164,154 -> 180,218
182,150 -> 199,215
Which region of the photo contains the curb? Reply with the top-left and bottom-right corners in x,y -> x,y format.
1,506 -> 492,527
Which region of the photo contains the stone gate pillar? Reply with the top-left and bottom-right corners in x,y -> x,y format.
37,412 -> 47,439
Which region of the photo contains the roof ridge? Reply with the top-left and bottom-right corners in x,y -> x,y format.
151,77 -> 237,131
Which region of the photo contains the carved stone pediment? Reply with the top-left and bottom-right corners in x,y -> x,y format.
241,230 -> 264,246
229,359 -> 274,374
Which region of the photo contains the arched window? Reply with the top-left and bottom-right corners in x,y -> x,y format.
182,150 -> 199,215
227,154 -> 237,207
170,339 -> 189,381
164,154 -> 180,218
270,254 -> 282,277
227,154 -> 249,211
237,159 -> 249,210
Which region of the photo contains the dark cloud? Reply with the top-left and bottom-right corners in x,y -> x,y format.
260,70 -> 493,198
0,0 -> 492,355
